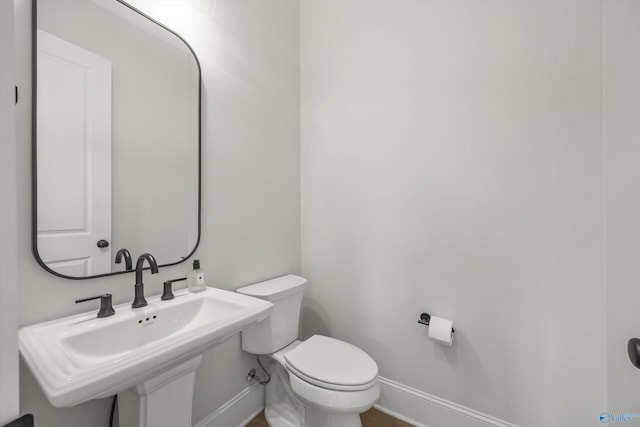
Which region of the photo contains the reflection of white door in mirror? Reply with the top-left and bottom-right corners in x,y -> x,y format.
36,30 -> 112,276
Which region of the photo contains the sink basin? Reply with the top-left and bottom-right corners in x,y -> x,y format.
19,287 -> 273,408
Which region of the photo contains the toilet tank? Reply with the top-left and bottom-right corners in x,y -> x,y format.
236,275 -> 308,354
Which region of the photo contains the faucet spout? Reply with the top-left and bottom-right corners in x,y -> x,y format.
115,248 -> 133,271
135,253 -> 159,284
132,253 -> 159,308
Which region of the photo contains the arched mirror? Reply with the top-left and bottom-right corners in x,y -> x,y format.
32,0 -> 201,279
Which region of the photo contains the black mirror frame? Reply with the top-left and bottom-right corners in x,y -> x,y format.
31,0 -> 202,280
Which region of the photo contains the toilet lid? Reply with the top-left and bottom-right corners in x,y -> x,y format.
284,335 -> 378,390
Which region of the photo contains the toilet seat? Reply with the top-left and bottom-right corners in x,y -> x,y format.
284,335 -> 378,392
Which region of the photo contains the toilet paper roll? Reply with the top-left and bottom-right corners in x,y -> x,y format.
428,316 -> 453,346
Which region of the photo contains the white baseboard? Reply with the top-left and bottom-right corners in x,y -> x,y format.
376,377 -> 519,427
194,382 -> 264,427
193,375 -> 517,427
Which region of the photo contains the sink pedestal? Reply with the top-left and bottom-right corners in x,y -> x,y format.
118,356 -> 202,427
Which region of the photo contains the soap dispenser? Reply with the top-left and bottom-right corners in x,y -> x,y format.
187,259 -> 206,293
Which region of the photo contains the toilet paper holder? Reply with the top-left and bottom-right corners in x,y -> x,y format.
418,312 -> 455,333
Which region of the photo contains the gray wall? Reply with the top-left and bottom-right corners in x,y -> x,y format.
0,0 -> 19,423
299,0 -> 606,426
15,0 -> 640,425
604,0 -> 640,415
14,0 -> 300,425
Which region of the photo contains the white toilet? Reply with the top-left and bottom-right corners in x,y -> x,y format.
237,275 -> 380,427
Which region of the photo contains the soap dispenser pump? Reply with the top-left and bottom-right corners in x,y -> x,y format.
187,259 -> 206,293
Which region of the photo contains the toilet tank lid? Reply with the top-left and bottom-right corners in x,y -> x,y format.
237,275 -> 307,301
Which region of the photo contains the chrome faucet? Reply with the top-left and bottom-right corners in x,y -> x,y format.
132,253 -> 158,308
114,248 -> 133,271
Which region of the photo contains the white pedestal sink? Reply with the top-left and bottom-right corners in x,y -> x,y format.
19,287 -> 274,426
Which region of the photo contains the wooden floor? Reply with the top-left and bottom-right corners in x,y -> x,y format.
244,408 -> 414,427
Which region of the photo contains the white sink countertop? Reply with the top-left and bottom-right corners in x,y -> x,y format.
19,287 -> 273,407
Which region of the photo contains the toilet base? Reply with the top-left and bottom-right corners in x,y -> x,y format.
304,407 -> 362,427
264,362 -> 304,427
263,361 -> 375,427
265,402 -> 302,427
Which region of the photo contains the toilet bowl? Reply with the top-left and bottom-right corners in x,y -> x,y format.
237,275 -> 380,427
